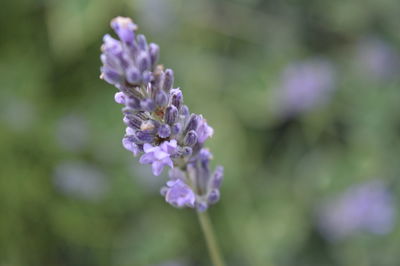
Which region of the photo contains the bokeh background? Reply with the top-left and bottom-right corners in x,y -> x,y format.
1,0 -> 400,265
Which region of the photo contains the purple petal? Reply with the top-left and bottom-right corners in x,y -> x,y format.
152,160 -> 165,176
154,150 -> 169,160
125,127 -> 135,135
139,153 -> 155,164
161,139 -> 177,154
197,118 -> 214,143
122,138 -> 139,156
143,143 -> 156,153
161,157 -> 174,168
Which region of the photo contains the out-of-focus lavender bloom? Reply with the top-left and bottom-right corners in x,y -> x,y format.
100,17 -> 223,211
316,180 -> 396,242
276,59 -> 335,116
56,114 -> 88,152
355,37 -> 400,81
53,161 -> 108,201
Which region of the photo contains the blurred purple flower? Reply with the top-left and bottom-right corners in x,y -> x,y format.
355,37 -> 400,81
139,140 -> 177,176
53,161 -> 108,201
56,114 -> 88,152
277,58 -> 335,116
316,180 -> 396,242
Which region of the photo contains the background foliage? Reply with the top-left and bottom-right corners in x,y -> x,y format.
1,0 -> 400,265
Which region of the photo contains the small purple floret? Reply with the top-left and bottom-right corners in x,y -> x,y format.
111,17 -> 137,44
122,137 -> 140,156
139,140 -> 177,176
196,116 -> 214,143
165,179 -> 196,208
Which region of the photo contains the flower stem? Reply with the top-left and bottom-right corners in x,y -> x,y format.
197,211 -> 225,266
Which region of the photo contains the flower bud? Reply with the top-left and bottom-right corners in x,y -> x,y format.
172,123 -> 182,135
114,92 -> 126,104
180,105 -> 190,118
171,89 -> 183,110
100,67 -> 122,85
184,130 -> 198,146
155,90 -> 168,107
110,17 -> 137,43
208,189 -> 220,204
142,70 -> 152,84
126,66 -> 141,84
137,52 -> 151,72
137,34 -> 148,50
126,96 -> 141,110
136,130 -> 154,143
196,117 -> 214,143
123,115 -> 142,129
149,43 -> 160,67
164,106 -> 178,125
102,34 -> 122,54
210,166 -> 224,189
163,69 -> 174,92
140,98 -> 156,112
185,114 -> 199,133
158,124 -> 171,138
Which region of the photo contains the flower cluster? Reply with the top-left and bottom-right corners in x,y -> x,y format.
100,17 -> 223,211
316,180 -> 395,242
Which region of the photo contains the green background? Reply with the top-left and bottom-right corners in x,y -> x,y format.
1,0 -> 400,265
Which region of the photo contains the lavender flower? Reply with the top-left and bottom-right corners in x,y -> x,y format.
276,58 -> 335,116
100,17 -> 223,211
354,37 -> 400,81
316,180 -> 396,242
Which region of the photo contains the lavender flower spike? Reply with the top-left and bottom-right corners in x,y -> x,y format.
100,17 -> 223,211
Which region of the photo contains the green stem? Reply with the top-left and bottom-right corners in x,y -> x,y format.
197,211 -> 225,266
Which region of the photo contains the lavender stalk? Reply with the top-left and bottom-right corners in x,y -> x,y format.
100,17 -> 224,265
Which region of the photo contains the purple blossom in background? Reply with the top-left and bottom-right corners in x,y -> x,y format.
100,17 -> 223,211
355,37 -> 400,81
277,58 -> 335,116
316,180 -> 396,242
56,114 -> 88,152
53,161 -> 108,201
